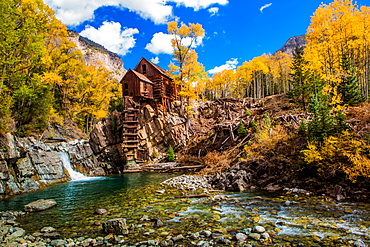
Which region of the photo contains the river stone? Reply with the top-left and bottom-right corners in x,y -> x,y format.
140,215 -> 150,221
172,234 -> 185,242
261,232 -> 270,240
159,239 -> 174,247
235,232 -> 247,241
102,218 -> 128,235
249,233 -> 261,241
152,217 -> 164,228
252,225 -> 265,233
354,240 -> 366,247
43,232 -> 61,239
7,228 -> 26,240
200,230 -> 212,237
95,208 -> 108,215
51,239 -> 67,246
41,226 -> 56,233
24,199 -> 57,212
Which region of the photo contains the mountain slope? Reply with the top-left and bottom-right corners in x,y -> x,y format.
68,30 -> 126,82
276,35 -> 307,56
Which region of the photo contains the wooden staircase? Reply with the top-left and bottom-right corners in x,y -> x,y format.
122,97 -> 141,169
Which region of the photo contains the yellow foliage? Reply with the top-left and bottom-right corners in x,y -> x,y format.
244,123 -> 290,162
304,0 -> 370,99
200,151 -> 233,175
302,131 -> 370,181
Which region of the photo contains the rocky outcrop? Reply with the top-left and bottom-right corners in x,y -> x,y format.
0,133 -> 105,199
276,35 -> 307,57
68,30 -> 126,82
89,104 -> 188,169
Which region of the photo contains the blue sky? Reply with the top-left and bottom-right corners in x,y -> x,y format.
44,0 -> 370,74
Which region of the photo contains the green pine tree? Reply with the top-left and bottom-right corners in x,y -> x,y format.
287,46 -> 312,111
338,53 -> 365,106
306,75 -> 347,143
307,90 -> 334,142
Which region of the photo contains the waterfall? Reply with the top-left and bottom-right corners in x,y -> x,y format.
59,152 -> 99,182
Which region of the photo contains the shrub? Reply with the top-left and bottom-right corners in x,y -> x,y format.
168,146 -> 175,162
200,151 -> 232,175
237,120 -> 248,136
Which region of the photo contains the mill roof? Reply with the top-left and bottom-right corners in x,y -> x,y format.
134,57 -> 172,80
124,69 -> 154,85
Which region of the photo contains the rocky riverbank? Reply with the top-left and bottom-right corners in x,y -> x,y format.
0,174 -> 369,247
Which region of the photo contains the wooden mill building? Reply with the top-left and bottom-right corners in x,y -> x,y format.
121,57 -> 180,111
119,58 -> 180,165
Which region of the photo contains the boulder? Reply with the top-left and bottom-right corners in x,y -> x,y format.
102,218 -> 128,235
252,225 -> 265,233
151,217 -> 164,228
249,233 -> 261,241
43,232 -> 61,239
24,199 -> 57,212
354,240 -> 366,247
6,228 -> 26,240
41,226 -> 56,233
95,208 -> 108,215
235,232 -> 247,241
50,239 -> 67,246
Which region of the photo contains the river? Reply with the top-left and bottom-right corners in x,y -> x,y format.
0,173 -> 369,246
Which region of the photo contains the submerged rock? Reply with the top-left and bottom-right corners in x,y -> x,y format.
41,226 -> 56,233
235,232 -> 247,241
354,240 -> 366,247
151,217 -> 164,228
43,232 -> 61,239
24,199 -> 57,212
252,225 -> 265,233
50,239 -> 67,246
102,218 -> 128,235
94,208 -> 108,215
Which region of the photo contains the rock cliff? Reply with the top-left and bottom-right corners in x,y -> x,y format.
89,103 -> 188,171
0,134 -> 108,199
68,30 -> 126,82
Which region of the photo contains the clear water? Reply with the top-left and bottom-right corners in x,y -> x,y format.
0,173 -> 370,246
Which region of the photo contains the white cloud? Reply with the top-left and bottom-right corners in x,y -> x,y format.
260,3 -> 272,13
145,32 -> 204,55
208,58 -> 238,75
145,32 -> 173,55
44,0 -> 229,26
208,7 -> 219,16
80,21 -> 139,56
151,57 -> 160,64
170,0 -> 228,11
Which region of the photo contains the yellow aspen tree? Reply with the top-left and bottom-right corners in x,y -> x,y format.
305,0 -> 370,102
167,21 -> 205,107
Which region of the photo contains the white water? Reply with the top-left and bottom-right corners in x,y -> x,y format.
59,152 -> 101,182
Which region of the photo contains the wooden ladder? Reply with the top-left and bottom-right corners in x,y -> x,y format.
122,97 -> 140,167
